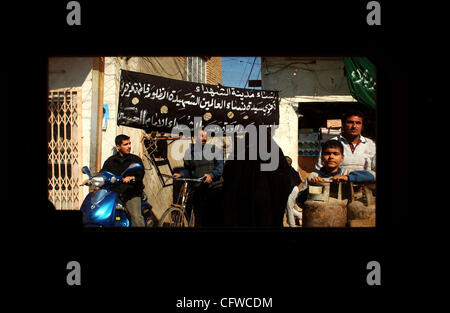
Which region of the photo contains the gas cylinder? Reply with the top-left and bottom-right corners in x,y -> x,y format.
347,183 -> 376,227
302,181 -> 348,227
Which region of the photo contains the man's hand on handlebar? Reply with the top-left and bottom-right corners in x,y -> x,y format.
172,172 -> 210,183
122,176 -> 135,183
203,173 -> 212,184
80,179 -> 90,186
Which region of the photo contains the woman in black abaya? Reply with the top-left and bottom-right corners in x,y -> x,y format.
221,127 -> 292,227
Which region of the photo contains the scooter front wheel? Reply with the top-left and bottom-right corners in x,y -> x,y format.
158,206 -> 189,227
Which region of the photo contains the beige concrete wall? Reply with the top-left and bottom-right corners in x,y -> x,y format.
273,100 -> 299,170
48,57 -> 92,90
102,57 -> 151,160
261,57 -> 354,100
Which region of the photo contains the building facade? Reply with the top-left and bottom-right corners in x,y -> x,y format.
47,56 -> 222,219
261,57 -> 375,181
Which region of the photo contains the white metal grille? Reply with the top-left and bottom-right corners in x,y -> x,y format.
48,89 -> 82,210
186,56 -> 206,83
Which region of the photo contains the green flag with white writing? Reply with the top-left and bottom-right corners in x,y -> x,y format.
344,57 -> 376,109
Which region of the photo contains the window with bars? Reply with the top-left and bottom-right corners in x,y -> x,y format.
48,89 -> 83,210
186,57 -> 206,83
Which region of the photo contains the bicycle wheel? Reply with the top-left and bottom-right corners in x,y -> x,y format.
158,206 -> 189,227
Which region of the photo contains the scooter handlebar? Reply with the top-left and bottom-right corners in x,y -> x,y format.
161,173 -> 206,182
174,176 -> 206,183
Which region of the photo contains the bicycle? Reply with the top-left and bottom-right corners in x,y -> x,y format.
157,174 -> 206,227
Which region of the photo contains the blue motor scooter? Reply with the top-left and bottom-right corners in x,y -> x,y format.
80,163 -> 154,227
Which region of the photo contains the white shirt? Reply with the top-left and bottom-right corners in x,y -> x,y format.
315,134 -> 376,178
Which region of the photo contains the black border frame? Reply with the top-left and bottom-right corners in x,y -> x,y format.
11,0 -> 424,307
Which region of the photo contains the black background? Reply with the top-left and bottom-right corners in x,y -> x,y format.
8,0 -> 433,310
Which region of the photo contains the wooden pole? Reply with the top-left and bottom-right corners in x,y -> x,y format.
95,57 -> 105,172
91,57 -> 105,173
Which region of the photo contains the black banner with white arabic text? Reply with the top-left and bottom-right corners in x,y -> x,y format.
117,70 -> 279,134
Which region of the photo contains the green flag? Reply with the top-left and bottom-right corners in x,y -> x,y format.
343,57 -> 376,109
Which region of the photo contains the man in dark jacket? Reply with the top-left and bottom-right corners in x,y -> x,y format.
100,134 -> 146,227
173,130 -> 224,227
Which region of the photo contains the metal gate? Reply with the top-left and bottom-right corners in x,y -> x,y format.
48,89 -> 83,210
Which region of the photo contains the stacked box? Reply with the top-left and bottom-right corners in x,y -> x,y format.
298,131 -> 320,156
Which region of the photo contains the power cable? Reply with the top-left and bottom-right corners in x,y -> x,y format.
244,56 -> 257,88
238,57 -> 250,87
